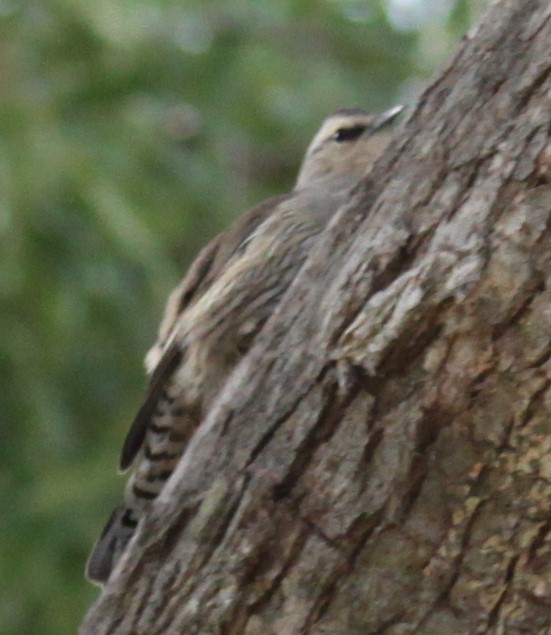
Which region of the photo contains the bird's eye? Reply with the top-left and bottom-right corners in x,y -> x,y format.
333,125 -> 367,142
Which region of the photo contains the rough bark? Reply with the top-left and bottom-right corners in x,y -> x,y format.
80,2 -> 551,633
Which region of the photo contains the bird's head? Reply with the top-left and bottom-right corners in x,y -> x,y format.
295,105 -> 403,188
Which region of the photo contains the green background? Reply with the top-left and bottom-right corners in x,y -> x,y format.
0,1 -> 485,632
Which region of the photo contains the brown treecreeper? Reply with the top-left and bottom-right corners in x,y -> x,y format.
86,105 -> 403,585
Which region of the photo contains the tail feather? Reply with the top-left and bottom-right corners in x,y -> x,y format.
86,506 -> 136,585
87,410 -> 198,584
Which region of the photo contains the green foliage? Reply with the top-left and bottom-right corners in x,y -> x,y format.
0,1 -> 485,632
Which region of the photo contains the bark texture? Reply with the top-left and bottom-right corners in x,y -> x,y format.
80,2 -> 551,633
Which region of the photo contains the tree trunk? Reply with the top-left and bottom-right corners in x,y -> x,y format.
80,2 -> 551,633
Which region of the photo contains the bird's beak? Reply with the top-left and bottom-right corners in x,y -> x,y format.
373,105 -> 405,130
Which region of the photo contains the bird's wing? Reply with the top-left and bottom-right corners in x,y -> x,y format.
120,344 -> 183,471
123,193 -> 292,470
145,193 -> 290,372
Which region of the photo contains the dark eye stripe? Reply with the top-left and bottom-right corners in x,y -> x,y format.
334,125 -> 366,142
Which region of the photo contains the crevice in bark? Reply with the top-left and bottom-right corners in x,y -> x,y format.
398,409 -> 445,521
271,375 -> 353,502
370,234 -> 419,297
491,277 -> 546,342
513,67 -> 551,118
528,344 -> 551,370
105,615 -> 124,635
244,383 -> 317,473
414,498 -> 486,633
228,528 -> 311,635
303,511 -> 385,633
359,425 -> 384,474
485,554 -> 520,632
197,484 -> 248,565
519,379 -> 551,429
160,504 -> 198,555
130,574 -> 157,631
527,520 -> 551,567
376,309 -> 447,379
148,562 -> 183,631
255,529 -> 312,597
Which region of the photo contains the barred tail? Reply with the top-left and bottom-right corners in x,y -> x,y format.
85,505 -> 137,585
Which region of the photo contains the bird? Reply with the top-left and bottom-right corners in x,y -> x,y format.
86,105 -> 403,585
